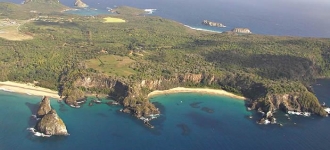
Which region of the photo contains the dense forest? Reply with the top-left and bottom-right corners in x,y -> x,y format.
1,1 -> 330,123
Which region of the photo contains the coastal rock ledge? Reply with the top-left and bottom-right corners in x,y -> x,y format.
74,0 -> 88,8
231,28 -> 252,34
202,20 -> 226,27
35,97 -> 69,136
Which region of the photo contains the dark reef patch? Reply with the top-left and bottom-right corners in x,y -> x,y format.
190,102 -> 203,108
177,123 -> 191,136
96,113 -> 109,118
186,112 -> 221,129
201,107 -> 214,113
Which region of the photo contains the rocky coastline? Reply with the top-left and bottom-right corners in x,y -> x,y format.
231,28 -> 252,34
58,71 -> 327,128
202,20 -> 226,28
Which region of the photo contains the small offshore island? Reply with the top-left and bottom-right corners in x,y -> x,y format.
0,0 -> 330,131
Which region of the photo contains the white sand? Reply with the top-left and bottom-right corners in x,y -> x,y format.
147,87 -> 246,100
0,81 -> 61,99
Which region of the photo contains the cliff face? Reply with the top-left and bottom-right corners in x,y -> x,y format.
36,109 -> 69,135
202,20 -> 226,28
249,91 -> 327,118
231,28 -> 252,34
65,72 -> 326,125
74,0 -> 88,8
139,73 -> 326,116
36,96 -> 51,118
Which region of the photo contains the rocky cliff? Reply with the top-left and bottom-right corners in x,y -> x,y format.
202,20 -> 226,28
71,74 -> 159,118
62,70 -> 326,126
36,109 -> 69,135
36,96 -> 51,118
74,0 -> 88,8
231,28 -> 252,34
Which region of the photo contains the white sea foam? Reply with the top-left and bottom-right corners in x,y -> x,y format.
144,9 -> 157,14
27,127 -> 51,137
0,88 -> 14,92
183,25 -> 222,33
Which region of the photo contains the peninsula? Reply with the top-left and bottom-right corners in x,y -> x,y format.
0,0 -> 329,128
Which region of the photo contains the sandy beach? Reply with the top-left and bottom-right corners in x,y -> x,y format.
147,87 -> 246,100
0,81 -> 61,99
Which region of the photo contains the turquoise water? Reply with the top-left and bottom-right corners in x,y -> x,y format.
1,79 -> 330,150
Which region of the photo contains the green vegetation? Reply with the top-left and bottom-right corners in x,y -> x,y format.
0,1 -> 330,117
85,55 -> 136,77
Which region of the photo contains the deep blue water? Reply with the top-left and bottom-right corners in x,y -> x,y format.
0,79 -> 330,150
2,0 -> 330,37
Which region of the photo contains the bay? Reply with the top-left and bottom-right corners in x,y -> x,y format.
0,79 -> 330,150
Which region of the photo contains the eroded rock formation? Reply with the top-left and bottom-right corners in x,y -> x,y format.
36,96 -> 51,118
74,0 -> 88,8
36,109 -> 69,135
35,97 -> 69,135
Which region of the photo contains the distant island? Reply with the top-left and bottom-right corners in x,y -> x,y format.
0,0 -> 329,129
202,20 -> 226,27
74,0 -> 88,8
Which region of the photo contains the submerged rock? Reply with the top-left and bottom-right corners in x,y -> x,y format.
36,96 -> 51,118
36,109 -> 69,136
177,123 -> 191,136
190,102 -> 202,108
201,107 -> 214,113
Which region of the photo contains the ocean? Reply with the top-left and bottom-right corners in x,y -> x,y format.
0,80 -> 330,150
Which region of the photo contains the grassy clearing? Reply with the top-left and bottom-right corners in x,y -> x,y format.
0,19 -> 33,41
85,55 -> 136,77
103,17 -> 126,23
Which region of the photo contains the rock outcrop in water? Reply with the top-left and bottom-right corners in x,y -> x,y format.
231,28 -> 252,34
35,97 -> 69,136
36,109 -> 69,135
202,20 -> 226,27
36,96 -> 52,118
74,0 -> 88,8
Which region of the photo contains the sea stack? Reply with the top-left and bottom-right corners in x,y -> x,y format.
35,97 -> 69,136
36,109 -> 69,135
36,96 -> 52,118
74,0 -> 88,8
231,28 -> 252,34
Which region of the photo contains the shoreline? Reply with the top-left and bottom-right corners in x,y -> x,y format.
0,81 -> 61,100
147,87 -> 246,100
